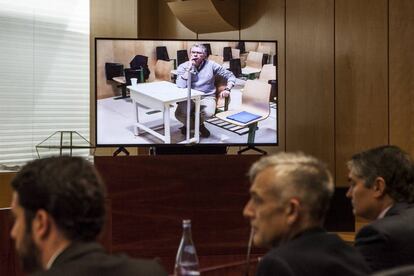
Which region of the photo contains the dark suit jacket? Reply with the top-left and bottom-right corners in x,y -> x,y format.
31,242 -> 167,276
355,202 -> 414,272
256,227 -> 370,276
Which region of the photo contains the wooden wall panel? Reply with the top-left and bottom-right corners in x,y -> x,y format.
138,0 -> 159,38
240,0 -> 285,155
158,0 -> 196,39
94,155 -> 264,272
90,0 -> 138,152
389,0 -> 414,156
285,0 -> 335,172
90,0 -> 138,38
335,0 -> 388,185
0,172 -> 15,208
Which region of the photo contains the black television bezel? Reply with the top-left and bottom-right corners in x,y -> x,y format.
94,37 -> 278,148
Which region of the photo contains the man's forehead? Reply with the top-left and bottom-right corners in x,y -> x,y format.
11,192 -> 21,213
250,168 -> 278,193
191,47 -> 204,52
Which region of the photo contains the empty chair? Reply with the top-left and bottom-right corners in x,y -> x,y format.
259,64 -> 277,102
105,62 -> 124,80
245,51 -> 264,70
236,41 -> 246,53
273,54 -> 277,66
156,46 -> 176,69
229,58 -> 242,78
105,62 -> 127,100
129,55 -> 150,81
223,47 -> 232,62
202,43 -> 212,57
262,53 -> 269,66
259,64 -> 276,81
177,49 -> 189,66
215,79 -> 271,144
154,59 -> 173,81
124,68 -> 144,86
256,43 -> 271,55
111,68 -> 143,100
156,46 -> 169,61
208,55 -> 224,65
231,48 -> 240,59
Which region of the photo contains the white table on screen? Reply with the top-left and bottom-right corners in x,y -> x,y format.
128,81 -> 204,144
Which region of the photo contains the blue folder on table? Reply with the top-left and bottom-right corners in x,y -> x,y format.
227,111 -> 261,124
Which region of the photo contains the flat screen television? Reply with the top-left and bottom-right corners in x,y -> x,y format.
95,38 -> 278,148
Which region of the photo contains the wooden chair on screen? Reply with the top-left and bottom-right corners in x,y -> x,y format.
156,46 -> 176,69
177,49 -> 189,67
256,43 -> 271,55
202,43 -> 212,57
245,51 -> 264,70
154,59 -> 173,82
259,64 -> 277,102
231,48 -> 240,59
208,54 -> 224,65
215,79 -> 271,144
223,46 -> 232,62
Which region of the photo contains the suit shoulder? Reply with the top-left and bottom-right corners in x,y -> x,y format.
257,254 -> 294,276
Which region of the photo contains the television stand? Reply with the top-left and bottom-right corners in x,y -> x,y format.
113,147 -> 130,156
237,146 -> 267,155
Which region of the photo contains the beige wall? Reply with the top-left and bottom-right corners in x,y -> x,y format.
90,0 -> 414,185
0,173 -> 16,208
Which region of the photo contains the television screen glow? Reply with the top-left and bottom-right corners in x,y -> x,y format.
95,38 -> 278,147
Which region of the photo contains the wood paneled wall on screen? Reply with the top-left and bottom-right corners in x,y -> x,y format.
90,0 -> 414,184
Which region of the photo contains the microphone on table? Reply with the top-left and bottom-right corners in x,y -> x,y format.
244,227 -> 255,276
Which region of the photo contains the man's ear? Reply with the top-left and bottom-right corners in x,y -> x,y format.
372,177 -> 387,198
286,198 -> 300,225
31,209 -> 52,242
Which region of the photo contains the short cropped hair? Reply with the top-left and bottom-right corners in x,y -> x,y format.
11,156 -> 106,241
249,152 -> 334,223
347,145 -> 414,203
190,43 -> 208,56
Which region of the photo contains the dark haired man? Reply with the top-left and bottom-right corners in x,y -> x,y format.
175,43 -> 236,138
244,152 -> 370,276
347,145 -> 414,272
10,156 -> 167,276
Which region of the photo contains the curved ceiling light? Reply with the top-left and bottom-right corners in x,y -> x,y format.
167,0 -> 239,34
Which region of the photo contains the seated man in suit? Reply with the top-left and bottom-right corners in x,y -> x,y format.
346,145 -> 414,272
10,156 -> 167,276
243,152 -> 370,276
175,43 -> 236,138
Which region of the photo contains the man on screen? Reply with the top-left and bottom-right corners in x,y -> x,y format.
10,156 -> 167,276
175,43 -> 236,138
243,152 -> 370,276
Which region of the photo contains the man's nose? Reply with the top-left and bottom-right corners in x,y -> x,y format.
243,200 -> 254,218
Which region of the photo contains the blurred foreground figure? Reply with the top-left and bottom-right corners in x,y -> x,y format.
10,156 -> 167,276
244,152 -> 370,276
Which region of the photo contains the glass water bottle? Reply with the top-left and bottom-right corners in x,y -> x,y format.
174,219 -> 200,276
